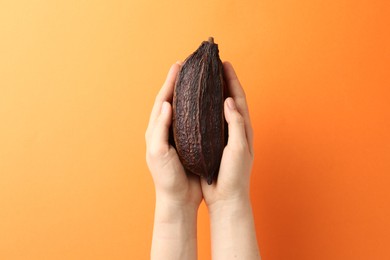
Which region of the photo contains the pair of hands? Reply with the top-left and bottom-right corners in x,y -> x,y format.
145,61 -> 254,214
146,61 -> 260,260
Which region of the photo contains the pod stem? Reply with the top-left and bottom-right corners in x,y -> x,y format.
208,37 -> 214,44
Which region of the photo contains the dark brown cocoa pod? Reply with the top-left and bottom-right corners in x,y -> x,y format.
172,37 -> 226,185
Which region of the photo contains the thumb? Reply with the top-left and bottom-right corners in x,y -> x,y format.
224,98 -> 248,150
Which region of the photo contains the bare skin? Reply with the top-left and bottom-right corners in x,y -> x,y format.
145,61 -> 260,260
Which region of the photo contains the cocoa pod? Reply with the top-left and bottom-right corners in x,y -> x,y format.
172,37 -> 226,184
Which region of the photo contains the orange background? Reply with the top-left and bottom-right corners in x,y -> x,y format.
1,0 -> 389,259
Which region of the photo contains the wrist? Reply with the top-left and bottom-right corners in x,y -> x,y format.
153,197 -> 198,242
207,196 -> 260,260
154,184 -> 201,208
154,195 -> 198,224
208,195 -> 253,223
151,196 -> 199,260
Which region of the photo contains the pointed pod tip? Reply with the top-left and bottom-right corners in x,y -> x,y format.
206,175 -> 214,185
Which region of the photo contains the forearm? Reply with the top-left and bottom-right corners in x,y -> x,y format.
209,197 -> 260,260
151,197 -> 198,260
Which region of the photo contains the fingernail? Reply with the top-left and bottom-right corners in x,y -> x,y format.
227,98 -> 236,110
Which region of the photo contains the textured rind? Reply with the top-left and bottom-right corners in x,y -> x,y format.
172,39 -> 226,184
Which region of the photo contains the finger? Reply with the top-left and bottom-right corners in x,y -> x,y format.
157,62 -> 181,103
149,101 -> 172,152
148,63 -> 181,128
223,61 -> 254,154
223,61 -> 244,98
224,98 -> 248,150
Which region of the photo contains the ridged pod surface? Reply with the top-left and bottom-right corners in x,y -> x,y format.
172,37 -> 226,184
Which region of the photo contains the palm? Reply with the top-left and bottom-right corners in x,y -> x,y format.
201,145 -> 253,207
200,150 -> 232,206
156,146 -> 203,207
